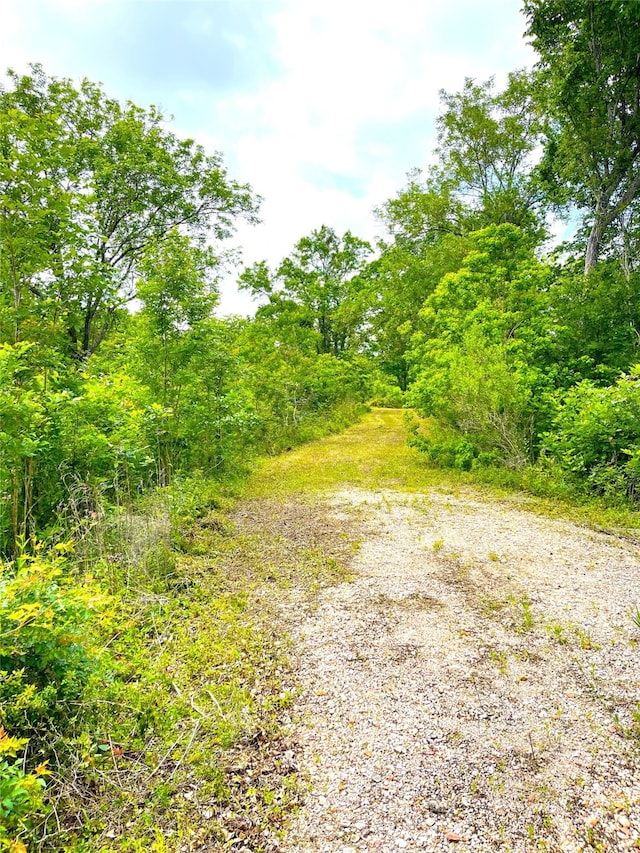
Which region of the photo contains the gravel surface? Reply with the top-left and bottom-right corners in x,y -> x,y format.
280,488 -> 640,853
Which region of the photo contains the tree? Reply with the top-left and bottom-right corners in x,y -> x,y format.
0,83 -> 70,362
368,71 -> 546,393
375,168 -> 466,251
547,260 -> 640,384
408,224 -> 555,467
435,71 -> 545,236
240,225 -> 372,356
136,232 -> 219,402
131,233 -> 219,482
0,65 -> 259,361
360,234 -> 470,390
524,0 -> 640,272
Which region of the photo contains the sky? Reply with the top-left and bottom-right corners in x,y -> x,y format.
1,0 -> 537,314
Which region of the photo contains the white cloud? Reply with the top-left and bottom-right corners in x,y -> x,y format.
1,5 -> 33,71
212,0 -> 536,312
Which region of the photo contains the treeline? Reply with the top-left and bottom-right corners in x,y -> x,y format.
6,2 -> 640,558
366,0 -> 640,502
3,0 -> 640,848
237,1 -> 640,504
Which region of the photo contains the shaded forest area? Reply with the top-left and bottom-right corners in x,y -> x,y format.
2,1 -> 640,850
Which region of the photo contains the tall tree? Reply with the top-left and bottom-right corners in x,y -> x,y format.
524,0 -> 640,272
435,70 -> 545,236
0,65 -> 259,360
360,234 -> 470,390
240,225 -> 372,356
133,232 -> 219,482
408,224 -> 555,468
376,168 -> 466,251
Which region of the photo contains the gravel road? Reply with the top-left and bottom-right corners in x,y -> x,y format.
279,488 -> 640,853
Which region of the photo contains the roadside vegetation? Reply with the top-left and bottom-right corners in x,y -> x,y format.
2,1 -> 640,849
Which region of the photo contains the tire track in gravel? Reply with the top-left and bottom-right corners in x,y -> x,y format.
280,488 -> 640,853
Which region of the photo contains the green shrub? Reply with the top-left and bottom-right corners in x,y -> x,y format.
408,421 -> 477,470
542,369 -> 640,502
0,729 -> 48,852
368,379 -> 405,408
0,546 -> 107,739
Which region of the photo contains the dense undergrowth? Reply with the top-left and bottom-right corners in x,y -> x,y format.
0,402 -> 368,853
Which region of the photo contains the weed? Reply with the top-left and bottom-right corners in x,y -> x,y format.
433,538 -> 445,553
489,648 -> 509,674
509,594 -> 534,632
585,825 -> 606,851
488,774 -> 506,793
37,472 -> 305,851
0,730 -> 48,850
571,625 -> 600,650
629,706 -> 640,742
480,596 -> 506,616
488,551 -> 499,562
544,618 -> 600,650
546,621 -> 568,645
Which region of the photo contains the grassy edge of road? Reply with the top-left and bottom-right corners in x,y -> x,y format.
247,407 -> 640,534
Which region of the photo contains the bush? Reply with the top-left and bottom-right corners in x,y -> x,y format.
0,546 -> 107,740
409,328 -> 539,469
542,369 -> 640,502
368,378 -> 405,408
0,729 -> 48,852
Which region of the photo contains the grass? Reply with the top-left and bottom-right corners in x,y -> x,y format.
246,408 -> 640,535
52,415 -> 402,851
57,409 -> 441,850
38,485 -> 310,852
245,408 -> 445,499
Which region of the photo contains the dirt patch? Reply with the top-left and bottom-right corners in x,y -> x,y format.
232,496 -> 360,587
279,488 -> 640,853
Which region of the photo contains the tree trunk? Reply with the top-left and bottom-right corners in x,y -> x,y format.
584,216 -> 602,274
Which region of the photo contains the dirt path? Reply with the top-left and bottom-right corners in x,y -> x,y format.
272,486 -> 640,853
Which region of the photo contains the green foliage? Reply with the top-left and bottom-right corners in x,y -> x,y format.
375,168 -> 466,251
0,342 -> 50,553
240,225 -> 372,357
368,377 -> 405,408
39,473 -> 301,851
55,372 -> 156,497
7,23 -> 640,846
0,65 -> 259,554
0,64 -> 259,361
0,729 -> 48,852
408,224 -> 554,468
362,225 -> 470,390
436,71 -> 545,236
0,341 -> 157,552
547,263 -> 640,384
131,281 -> 261,482
524,0 -> 640,270
542,369 -> 640,502
408,419 -> 483,471
0,546 -> 107,738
